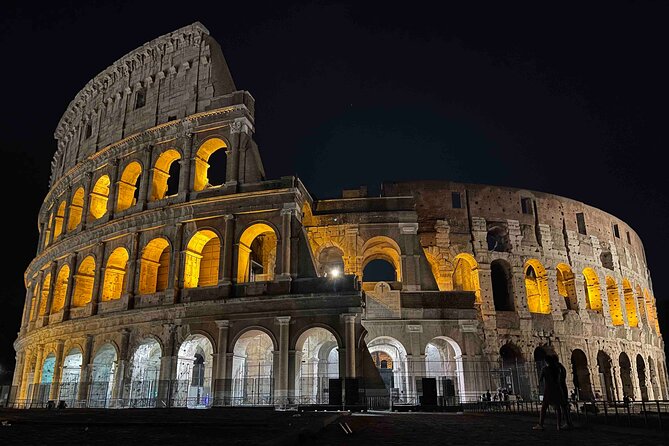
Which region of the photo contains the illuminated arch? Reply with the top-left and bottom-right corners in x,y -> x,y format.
184,230 -> 220,288
361,236 -> 402,282
644,289 -> 660,334
635,285 -> 647,325
524,259 -> 551,314
452,253 -> 480,302
175,334 -> 215,407
72,256 -> 95,307
101,247 -> 129,301
67,187 -> 84,231
231,329 -> 275,405
38,272 -> 51,316
139,237 -> 171,294
605,277 -> 624,326
129,338 -> 162,406
58,347 -> 83,405
317,245 -> 345,277
29,282 -> 39,321
193,137 -> 228,191
425,336 -> 466,401
53,200 -> 67,241
43,210 -> 53,248
89,175 -> 110,220
90,343 -> 117,407
150,149 -> 181,201
556,263 -> 578,310
367,336 -> 411,399
582,268 -> 602,311
50,264 -> 70,314
621,279 -> 638,327
294,327 -> 340,404
116,161 -> 142,212
237,223 -> 277,283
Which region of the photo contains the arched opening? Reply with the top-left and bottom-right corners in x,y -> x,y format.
237,224 -> 277,283
129,338 -> 162,407
487,226 -> 509,252
101,248 -> 129,301
53,201 -> 66,241
58,347 -> 83,406
150,149 -> 181,201
184,230 -> 220,288
231,330 -> 274,406
596,351 -> 615,401
175,335 -> 214,408
491,259 -> 514,311
367,336 -> 410,403
193,138 -> 228,191
556,263 -> 578,310
317,246 -> 345,277
29,282 -> 39,321
605,277 -> 624,326
452,253 -> 480,302
116,161 -> 142,212
37,353 -> 56,405
361,236 -> 402,282
524,260 -> 551,314
636,354 -> 648,401
619,352 -> 634,400
622,279 -> 638,327
138,238 -> 171,294
295,327 -> 339,405
582,268 -> 602,311
72,256 -> 95,308
425,337 -> 466,403
363,259 -> 396,282
644,289 -> 660,334
67,187 -> 84,231
38,272 -> 51,317
499,344 -> 529,400
50,265 -> 70,314
89,175 -> 110,220
89,344 -> 117,408
571,349 -> 593,401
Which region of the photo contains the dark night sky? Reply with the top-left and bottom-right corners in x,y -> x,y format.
1,0 -> 667,382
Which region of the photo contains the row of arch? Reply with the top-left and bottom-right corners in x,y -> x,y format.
28,223 -> 279,320
29,327 -> 342,407
42,137 -> 230,250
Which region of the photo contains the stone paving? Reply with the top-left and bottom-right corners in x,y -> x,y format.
1,408 -> 668,445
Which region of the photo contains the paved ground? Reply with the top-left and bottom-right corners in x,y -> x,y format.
1,408 -> 667,445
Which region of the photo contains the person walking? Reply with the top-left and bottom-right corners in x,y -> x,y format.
533,354 -> 566,431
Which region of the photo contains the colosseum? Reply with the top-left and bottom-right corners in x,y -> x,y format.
10,22 -> 667,410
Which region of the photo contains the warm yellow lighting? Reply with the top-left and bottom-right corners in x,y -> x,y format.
150,149 -> 180,201
184,230 -> 219,288
101,248 -> 129,301
116,161 -> 142,212
139,238 -> 171,293
237,223 -> 277,283
193,138 -> 227,191
67,187 -> 84,231
72,256 -> 95,307
329,268 -> 340,278
89,175 -> 110,220
524,259 -> 551,314
583,268 -> 602,311
606,276 -> 624,326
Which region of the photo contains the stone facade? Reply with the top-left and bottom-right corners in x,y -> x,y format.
11,23 -> 667,408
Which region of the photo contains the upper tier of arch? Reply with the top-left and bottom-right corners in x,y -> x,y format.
51,22 -> 238,187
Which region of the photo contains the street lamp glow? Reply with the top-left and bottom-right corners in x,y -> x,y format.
329,268 -> 341,278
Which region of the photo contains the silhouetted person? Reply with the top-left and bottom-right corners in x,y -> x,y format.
557,357 -> 573,429
533,354 -> 566,430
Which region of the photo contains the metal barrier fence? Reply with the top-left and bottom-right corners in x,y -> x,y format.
463,399 -> 669,430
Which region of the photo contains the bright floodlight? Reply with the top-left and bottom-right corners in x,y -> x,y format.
329,268 -> 341,278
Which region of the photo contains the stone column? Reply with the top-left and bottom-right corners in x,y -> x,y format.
111,329 -> 130,405
42,262 -> 58,325
220,214 -> 235,284
124,232 -> 141,305
62,185 -> 73,236
90,242 -> 105,315
279,206 -> 296,280
106,159 -> 120,219
80,172 -> 93,230
343,314 -> 357,378
30,345 -> 45,403
276,316 -> 291,406
136,145 -> 153,210
20,287 -> 32,332
158,324 -> 178,406
546,268 -> 565,319
511,266 -> 530,318
178,129 -> 194,201
228,119 -> 249,188
77,335 -> 95,402
49,340 -> 65,401
213,320 -> 230,405
62,254 -> 78,321
170,222 -> 185,303
32,270 -> 44,327
399,223 -> 420,291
